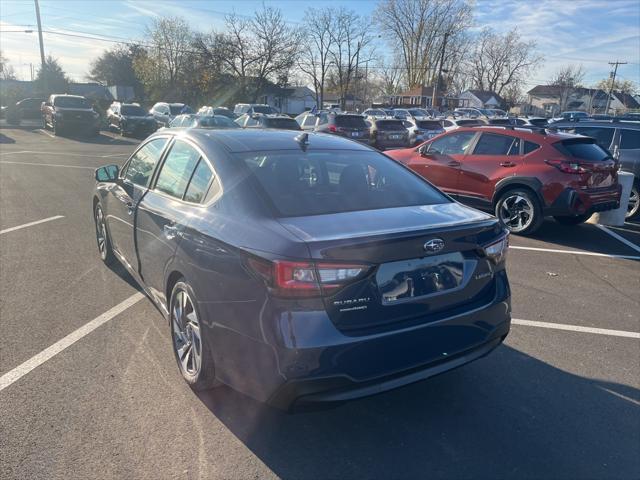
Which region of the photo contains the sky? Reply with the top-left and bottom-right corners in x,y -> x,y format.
1,0 -> 639,91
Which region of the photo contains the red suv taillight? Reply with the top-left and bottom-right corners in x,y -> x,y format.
249,258 -> 371,297
544,159 -> 590,174
328,125 -> 337,132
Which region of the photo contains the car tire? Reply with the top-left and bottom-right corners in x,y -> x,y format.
495,188 -> 544,235
553,213 -> 592,225
169,280 -> 219,391
626,181 -> 639,220
94,203 -> 116,266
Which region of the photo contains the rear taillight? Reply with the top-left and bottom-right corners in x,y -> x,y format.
544,159 -> 590,174
328,125 -> 337,132
249,258 -> 371,297
483,234 -> 509,264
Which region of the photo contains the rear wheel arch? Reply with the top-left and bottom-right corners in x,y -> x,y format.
492,177 -> 544,208
165,271 -> 185,315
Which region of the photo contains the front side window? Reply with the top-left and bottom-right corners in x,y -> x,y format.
123,138 -> 168,187
429,132 -> 476,155
238,150 -> 449,217
473,133 -> 517,155
155,140 -> 201,199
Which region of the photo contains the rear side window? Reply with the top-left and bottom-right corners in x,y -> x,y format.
376,120 -> 405,131
554,139 -> 610,161
123,138 -> 167,187
155,140 -> 201,199
430,132 -> 475,155
473,133 -> 516,155
620,129 -> 640,149
574,127 -> 615,149
334,116 -> 367,128
184,159 -> 214,203
237,150 -> 449,217
524,141 -> 540,154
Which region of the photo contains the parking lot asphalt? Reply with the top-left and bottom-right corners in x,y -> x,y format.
1,127 -> 639,480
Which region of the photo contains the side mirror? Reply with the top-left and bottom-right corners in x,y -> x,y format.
95,164 -> 119,182
418,144 -> 429,156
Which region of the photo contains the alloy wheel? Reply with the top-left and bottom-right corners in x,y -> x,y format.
499,194 -> 534,233
627,185 -> 639,219
95,206 -> 107,259
172,290 -> 202,376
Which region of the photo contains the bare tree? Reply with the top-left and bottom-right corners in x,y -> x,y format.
329,8 -> 373,110
378,57 -> 404,96
550,64 -> 585,112
298,8 -> 334,108
375,0 -> 472,89
0,50 -> 16,80
468,27 -> 542,96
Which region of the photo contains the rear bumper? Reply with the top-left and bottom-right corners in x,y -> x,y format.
545,185 -> 622,216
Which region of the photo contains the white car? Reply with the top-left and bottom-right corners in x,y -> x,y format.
402,118 -> 446,145
362,108 -> 389,120
441,117 -> 486,132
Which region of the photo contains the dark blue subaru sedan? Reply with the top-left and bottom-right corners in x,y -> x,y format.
93,129 -> 511,410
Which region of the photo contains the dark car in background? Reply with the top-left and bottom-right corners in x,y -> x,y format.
235,113 -> 301,130
388,126 -> 621,235
368,118 -> 410,150
168,114 -> 239,129
41,94 -> 100,136
551,120 -> 640,219
150,102 -> 194,127
15,97 -> 46,119
107,102 -> 157,137
92,129 -> 511,410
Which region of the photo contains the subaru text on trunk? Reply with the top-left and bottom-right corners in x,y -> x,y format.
92,129 -> 511,410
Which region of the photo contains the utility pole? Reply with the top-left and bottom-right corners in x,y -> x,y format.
431,32 -> 449,110
605,60 -> 627,114
34,0 -> 47,92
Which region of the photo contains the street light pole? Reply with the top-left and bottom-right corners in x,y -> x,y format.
34,0 -> 47,92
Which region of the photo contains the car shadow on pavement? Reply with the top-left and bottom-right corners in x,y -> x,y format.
0,132 -> 16,143
196,345 -> 640,479
523,219 -> 640,258
55,132 -> 140,146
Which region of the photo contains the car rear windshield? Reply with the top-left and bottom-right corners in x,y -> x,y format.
54,97 -> 90,108
408,109 -> 429,117
416,120 -> 443,130
554,138 -> 611,161
252,105 -> 274,114
334,115 -> 368,128
198,116 -> 237,128
237,150 -> 449,217
264,118 -> 300,129
169,105 -> 192,115
366,109 -> 386,116
121,105 -> 146,116
457,120 -> 482,126
376,120 -> 405,131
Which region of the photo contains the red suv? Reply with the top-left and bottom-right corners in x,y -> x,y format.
387,126 -> 622,234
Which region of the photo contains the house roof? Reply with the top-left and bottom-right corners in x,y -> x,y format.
465,89 -> 503,104
527,85 -> 564,96
613,91 -> 640,109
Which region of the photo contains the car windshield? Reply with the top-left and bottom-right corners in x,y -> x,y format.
376,120 -> 406,131
237,150 -> 449,217
213,108 -> 234,118
264,117 -> 300,129
121,105 -> 146,116
197,116 -> 237,128
170,105 -> 192,115
54,97 -> 90,108
366,109 -> 386,116
408,109 -> 429,116
334,115 -> 367,128
417,120 -> 444,130
252,105 -> 274,114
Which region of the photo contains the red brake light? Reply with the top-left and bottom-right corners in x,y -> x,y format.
250,258 -> 370,297
328,124 -> 337,132
544,159 -> 589,174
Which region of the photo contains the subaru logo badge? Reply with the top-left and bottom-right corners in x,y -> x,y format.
423,238 -> 445,254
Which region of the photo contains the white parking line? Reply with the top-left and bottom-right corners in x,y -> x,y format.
0,150 -> 126,159
0,215 -> 65,235
0,161 -> 94,170
0,293 -> 145,393
510,245 -> 640,260
594,223 -> 640,255
512,319 -> 640,339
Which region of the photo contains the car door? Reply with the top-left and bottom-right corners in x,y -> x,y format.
105,137 -> 169,272
136,139 -> 214,305
617,127 -> 640,177
411,131 -> 476,195
457,132 -> 523,206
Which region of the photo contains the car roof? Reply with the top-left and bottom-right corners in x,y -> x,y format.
550,120 -> 640,129
455,125 -> 572,142
165,129 -> 373,153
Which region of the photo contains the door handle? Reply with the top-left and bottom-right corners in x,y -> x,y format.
163,224 -> 179,240
125,201 -> 134,215
500,161 -> 516,168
